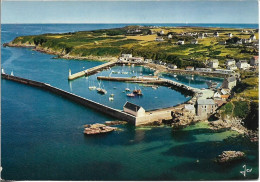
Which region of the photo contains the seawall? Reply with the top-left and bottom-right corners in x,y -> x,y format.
2,73 -> 137,125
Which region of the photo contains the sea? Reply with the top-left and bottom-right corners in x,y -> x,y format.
1,24 -> 259,180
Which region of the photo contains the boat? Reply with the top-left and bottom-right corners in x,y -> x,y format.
109,97 -> 114,101
152,86 -> 158,89
11,70 -> 14,76
113,87 -> 117,89
125,88 -> 130,91
110,94 -> 114,97
127,93 -> 135,97
89,86 -> 96,90
97,88 -> 107,94
133,87 -> 138,93
136,89 -> 143,96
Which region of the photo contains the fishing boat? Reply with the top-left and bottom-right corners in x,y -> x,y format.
97,88 -> 107,94
125,88 -> 130,92
109,97 -> 114,101
11,70 -> 14,76
136,89 -> 143,96
110,94 -> 114,97
127,93 -> 135,97
152,86 -> 158,89
133,87 -> 138,93
89,81 -> 96,90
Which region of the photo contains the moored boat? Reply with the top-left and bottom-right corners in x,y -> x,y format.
97,88 -> 107,94
127,93 -> 135,97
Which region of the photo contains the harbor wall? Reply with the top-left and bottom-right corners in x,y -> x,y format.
2,74 -> 137,125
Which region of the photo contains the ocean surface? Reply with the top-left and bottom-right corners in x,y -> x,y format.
1,24 -> 258,180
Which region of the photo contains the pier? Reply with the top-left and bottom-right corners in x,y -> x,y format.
68,61 -> 117,80
97,76 -> 200,94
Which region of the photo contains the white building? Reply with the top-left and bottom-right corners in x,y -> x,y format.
198,33 -> 205,39
226,59 -> 236,66
214,69 -> 234,74
208,59 -> 219,68
159,30 -> 164,35
191,39 -> 198,44
196,68 -> 212,72
236,60 -> 250,70
213,32 -> 219,37
123,102 -> 146,117
168,34 -> 173,39
119,54 -> 133,62
250,34 -> 256,41
155,37 -> 164,42
178,40 -> 185,45
227,64 -> 237,70
228,33 -> 233,38
186,66 -> 194,71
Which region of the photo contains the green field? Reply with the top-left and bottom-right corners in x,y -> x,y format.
9,25 -> 258,68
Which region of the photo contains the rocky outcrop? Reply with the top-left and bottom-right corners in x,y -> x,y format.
105,121 -> 127,126
215,151 -> 245,163
171,109 -> 197,128
84,123 -> 117,135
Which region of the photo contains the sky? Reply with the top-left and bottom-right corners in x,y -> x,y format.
1,0 -> 259,24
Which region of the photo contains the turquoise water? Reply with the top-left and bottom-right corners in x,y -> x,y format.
1,24 -> 258,180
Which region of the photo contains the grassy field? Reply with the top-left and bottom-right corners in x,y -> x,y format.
10,25 -> 258,68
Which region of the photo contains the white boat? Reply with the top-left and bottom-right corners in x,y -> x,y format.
110,94 -> 114,97
11,70 -> 14,76
125,88 -> 130,91
109,97 -> 114,101
89,86 -> 96,90
97,81 -> 107,94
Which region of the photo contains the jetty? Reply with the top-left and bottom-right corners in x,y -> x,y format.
68,61 -> 117,80
97,76 -> 200,93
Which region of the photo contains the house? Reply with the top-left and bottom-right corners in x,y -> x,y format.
220,88 -> 230,95
128,57 -> 144,63
186,66 -> 194,71
213,91 -> 222,98
184,104 -> 195,114
144,59 -> 153,63
236,40 -> 243,44
177,40 -> 185,45
250,56 -> 259,66
196,68 -> 212,72
159,30 -> 164,35
168,64 -> 177,69
221,95 -> 230,101
214,69 -> 234,74
118,54 -> 133,62
214,99 -> 227,107
228,33 -> 233,38
221,76 -> 237,90
227,64 -> 237,70
191,39 -> 198,44
242,39 -> 251,44
198,33 -> 205,39
208,59 -> 219,68
196,99 -> 217,119
155,37 -> 164,42
168,34 -> 173,39
250,34 -> 256,41
236,60 -> 250,70
226,59 -> 236,66
123,102 -> 146,117
219,41 -> 226,45
213,32 -> 219,37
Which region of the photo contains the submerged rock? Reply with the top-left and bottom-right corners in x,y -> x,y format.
215,151 -> 245,163
84,123 -> 117,135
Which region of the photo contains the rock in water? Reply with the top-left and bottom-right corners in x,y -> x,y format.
215,151 -> 245,163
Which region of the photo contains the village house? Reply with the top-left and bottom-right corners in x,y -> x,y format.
226,59 -> 236,66
250,34 -> 256,41
168,34 -> 173,39
196,68 -> 212,72
144,59 -> 153,63
168,64 -> 177,69
208,59 -> 219,68
177,40 -> 185,45
196,99 -> 217,119
228,33 -> 233,38
191,39 -> 198,44
159,30 -> 164,35
242,39 -> 251,44
236,39 -> 243,45
184,104 -> 196,114
155,37 -> 164,42
227,64 -> 237,70
186,66 -> 194,71
214,69 -> 234,74
236,60 -> 250,70
221,76 -> 237,90
118,54 -> 133,62
213,32 -> 219,37
250,56 -> 259,66
198,33 -> 205,39
123,102 -> 146,117
128,57 -> 144,63
213,91 -> 222,98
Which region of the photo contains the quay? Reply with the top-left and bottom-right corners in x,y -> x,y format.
68,61 -> 117,80
97,76 -> 200,93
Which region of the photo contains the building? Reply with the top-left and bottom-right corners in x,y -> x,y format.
227,64 -> 237,70
213,91 -> 222,98
214,69 -> 234,74
196,68 -> 212,72
226,59 -> 236,66
123,102 -> 146,117
191,39 -> 198,44
159,30 -> 164,35
208,59 -> 219,68
144,59 -> 153,63
228,33 -> 233,38
198,33 -> 205,39
186,66 -> 194,71
118,54 -> 133,62
177,40 -> 185,45
221,76 -> 237,90
250,56 -> 259,66
168,34 -> 173,39
242,39 -> 251,44
250,34 -> 256,41
168,64 -> 177,69
236,60 -> 250,70
213,32 -> 219,37
184,104 -> 195,114
196,99 -> 217,119
236,40 -> 243,44
155,37 -> 164,42
128,57 -> 144,63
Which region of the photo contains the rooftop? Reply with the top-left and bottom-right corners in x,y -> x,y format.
124,102 -> 142,112
197,99 -> 215,105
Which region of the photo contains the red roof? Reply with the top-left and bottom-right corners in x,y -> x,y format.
253,56 -> 259,60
